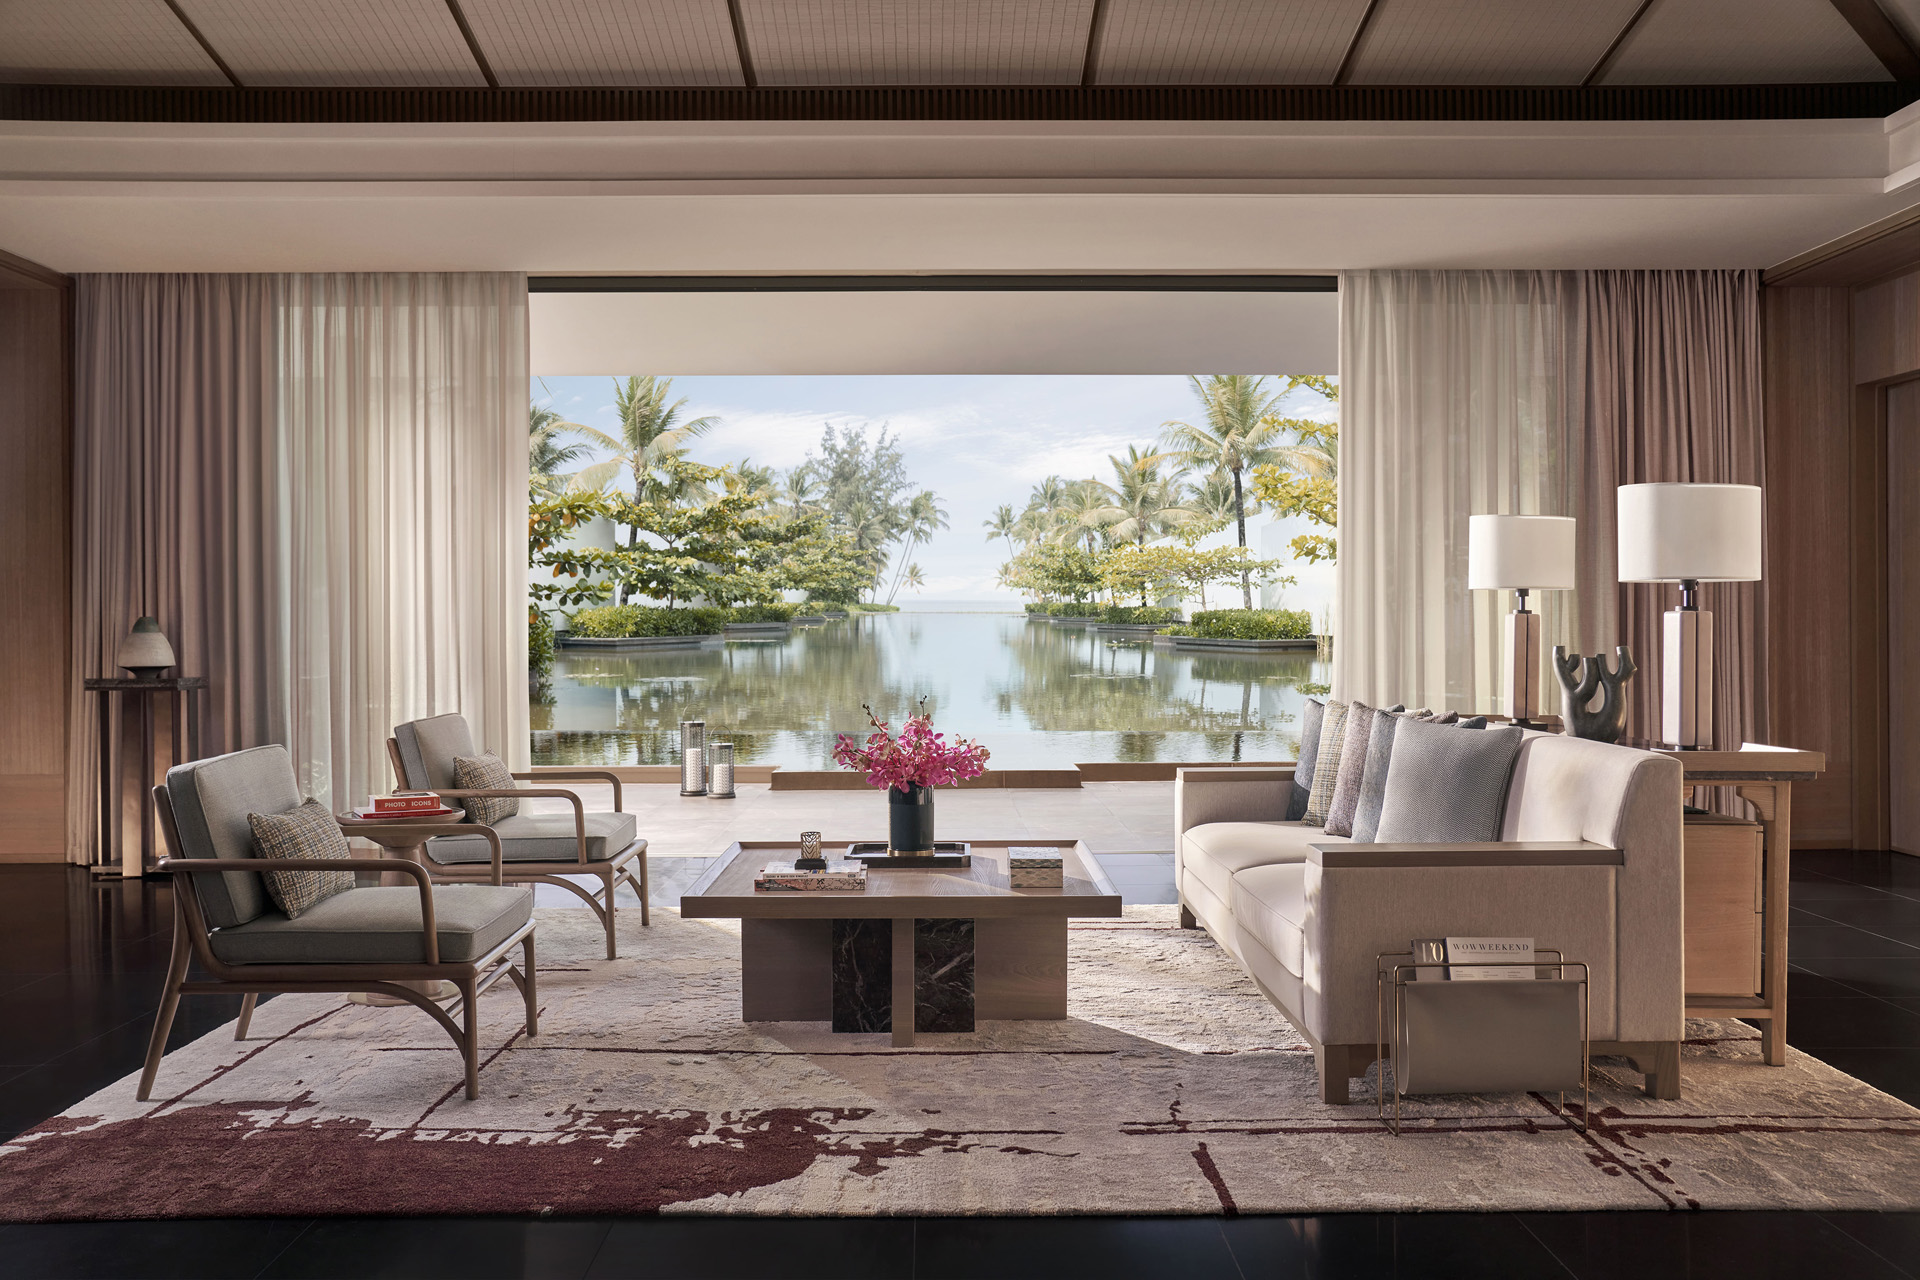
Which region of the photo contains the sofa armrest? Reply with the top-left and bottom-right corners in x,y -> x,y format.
1308,841 -> 1620,869
1173,766 -> 1295,839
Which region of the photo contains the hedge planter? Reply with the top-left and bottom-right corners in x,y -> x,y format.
791,615 -> 828,625
559,634 -> 721,651
722,621 -> 792,637
1167,635 -> 1320,652
1090,623 -> 1168,637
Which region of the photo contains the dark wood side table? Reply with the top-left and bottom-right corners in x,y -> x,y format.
84,676 -> 207,878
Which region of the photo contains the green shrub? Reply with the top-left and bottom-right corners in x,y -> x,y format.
1176,609 -> 1315,640
728,602 -> 798,623
844,602 -> 901,614
1047,601 -> 1102,618
1102,605 -> 1182,625
529,610 -> 555,676
568,605 -> 729,638
1024,602 -> 1051,615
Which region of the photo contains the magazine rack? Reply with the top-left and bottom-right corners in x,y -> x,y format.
1375,951 -> 1589,1135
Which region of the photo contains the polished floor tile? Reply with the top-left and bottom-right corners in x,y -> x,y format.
1778,998 -> 1920,1048
1517,1211 -> 1913,1280
1794,956 -> 1920,999
0,1218 -> 315,1279
261,1217 -> 612,1280
916,1216 -> 1240,1280
1224,1212 -> 1572,1280
1788,926 -> 1920,959
586,1216 -> 914,1280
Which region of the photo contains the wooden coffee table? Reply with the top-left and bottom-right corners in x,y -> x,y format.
682,840 -> 1122,1046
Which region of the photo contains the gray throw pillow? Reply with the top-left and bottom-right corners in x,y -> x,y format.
1373,719 -> 1526,844
1286,698 -> 1325,821
248,799 -> 353,919
1304,700 -> 1350,827
453,752 -> 519,825
1350,711 -> 1403,843
1323,702 -> 1376,837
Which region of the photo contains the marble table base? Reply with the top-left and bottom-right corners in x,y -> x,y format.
830,917 -> 975,1036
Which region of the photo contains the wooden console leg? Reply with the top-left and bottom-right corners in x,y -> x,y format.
1179,904 -> 1199,930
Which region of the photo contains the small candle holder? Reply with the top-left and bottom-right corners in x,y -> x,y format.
795,830 -> 826,870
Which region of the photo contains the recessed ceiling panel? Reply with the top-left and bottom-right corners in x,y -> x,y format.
738,0 -> 1095,86
175,0 -> 488,87
0,0 -> 228,85
1093,0 -> 1369,85
1347,0 -> 1646,86
461,0 -> 743,87
1601,0 -> 1887,85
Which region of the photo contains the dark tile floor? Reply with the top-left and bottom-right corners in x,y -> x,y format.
3,852 -> 1919,1279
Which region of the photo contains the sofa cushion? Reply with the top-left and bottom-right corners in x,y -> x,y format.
1182,820 -> 1342,907
208,884 -> 531,965
1230,862 -> 1307,978
248,799 -> 354,919
1324,702 -> 1377,837
1286,697 -> 1325,821
1350,710 -> 1401,843
165,745 -> 302,930
426,810 -> 640,865
1375,719 -> 1526,843
1304,700 -> 1350,826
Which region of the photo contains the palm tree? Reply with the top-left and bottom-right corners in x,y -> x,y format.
901,563 -> 927,594
1161,374 -> 1291,607
984,503 -> 1019,559
529,402 -> 589,495
1055,478 -> 1117,553
1084,446 -> 1194,549
886,489 -> 949,604
566,375 -> 721,602
1184,468 -> 1241,538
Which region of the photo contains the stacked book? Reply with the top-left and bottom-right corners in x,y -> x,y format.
1008,847 -> 1064,888
754,860 -> 868,892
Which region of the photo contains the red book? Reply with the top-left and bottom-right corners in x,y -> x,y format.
372,794 -> 443,814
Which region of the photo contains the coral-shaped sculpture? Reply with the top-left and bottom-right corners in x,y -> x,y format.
1552,645 -> 1637,743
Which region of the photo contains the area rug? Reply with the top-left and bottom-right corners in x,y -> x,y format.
5,904 -> 1920,1220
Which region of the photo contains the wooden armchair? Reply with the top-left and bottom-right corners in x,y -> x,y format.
389,713 -> 648,959
141,745 -> 538,1103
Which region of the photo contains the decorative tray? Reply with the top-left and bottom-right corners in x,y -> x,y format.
844,841 -> 972,869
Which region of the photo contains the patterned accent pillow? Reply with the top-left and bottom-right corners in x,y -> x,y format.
1323,702 -> 1377,837
1286,697 -> 1326,821
453,752 -> 519,825
248,799 -> 353,920
1303,699 -> 1350,826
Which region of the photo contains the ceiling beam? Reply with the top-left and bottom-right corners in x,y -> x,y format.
1332,0 -> 1383,87
726,0 -> 759,90
1081,0 -> 1111,88
1583,0 -> 1658,87
1828,0 -> 1920,81
443,0 -> 499,89
160,0 -> 242,88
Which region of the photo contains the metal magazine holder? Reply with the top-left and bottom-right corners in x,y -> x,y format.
1375,951 -> 1590,1135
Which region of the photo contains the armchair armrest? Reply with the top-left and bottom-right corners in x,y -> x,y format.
1308,841 -> 1620,869
344,821 -> 506,885
432,787 -> 590,864
514,769 -> 624,813
155,855 -> 451,963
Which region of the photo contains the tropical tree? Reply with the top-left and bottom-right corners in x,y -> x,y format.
566,376 -> 721,601
984,503 -> 1019,559
999,541 -> 1102,604
529,402 -> 590,496
1250,375 -> 1340,565
1083,446 -> 1195,549
885,489 -> 949,605
1160,374 -> 1292,608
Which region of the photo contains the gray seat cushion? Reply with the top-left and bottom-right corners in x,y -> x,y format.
1183,820 -> 1341,907
164,745 -> 302,929
1374,719 -> 1526,844
1230,861 -> 1307,977
393,713 -> 479,818
425,810 -> 641,865
208,884 -> 532,966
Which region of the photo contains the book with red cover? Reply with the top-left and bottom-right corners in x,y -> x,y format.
371,794 -> 445,814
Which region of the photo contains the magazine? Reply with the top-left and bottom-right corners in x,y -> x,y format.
1444,936 -> 1536,981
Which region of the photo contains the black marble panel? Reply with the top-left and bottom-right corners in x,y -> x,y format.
829,918 -> 977,1034
915,918 -> 975,1033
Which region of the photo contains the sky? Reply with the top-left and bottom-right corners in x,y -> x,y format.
531,373 -> 1338,617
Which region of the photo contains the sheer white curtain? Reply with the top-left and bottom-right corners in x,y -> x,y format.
68,272 -> 527,861
1335,270 -> 1581,713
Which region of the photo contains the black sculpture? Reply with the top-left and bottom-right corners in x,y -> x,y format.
1552,645 -> 1637,743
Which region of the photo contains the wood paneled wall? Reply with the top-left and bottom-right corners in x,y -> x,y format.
0,250 -> 70,861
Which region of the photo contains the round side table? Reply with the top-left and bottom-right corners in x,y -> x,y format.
336,809 -> 462,1005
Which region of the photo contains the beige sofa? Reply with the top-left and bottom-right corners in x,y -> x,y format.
1175,731 -> 1685,1103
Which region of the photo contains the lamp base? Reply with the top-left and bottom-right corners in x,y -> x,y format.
1503,609 -> 1542,725
1661,607 -> 1713,749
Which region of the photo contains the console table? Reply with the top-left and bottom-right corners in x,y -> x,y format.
1653,744 -> 1826,1067
83,676 -> 207,878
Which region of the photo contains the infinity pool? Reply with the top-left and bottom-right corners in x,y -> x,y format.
531,611 -> 1327,770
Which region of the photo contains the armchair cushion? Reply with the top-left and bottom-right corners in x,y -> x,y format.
247,799 -> 354,919
1375,719 -> 1525,843
426,810 -> 640,865
393,714 -> 478,817
453,752 -> 520,824
1286,697 -> 1325,821
207,884 -> 531,966
164,745 -> 302,929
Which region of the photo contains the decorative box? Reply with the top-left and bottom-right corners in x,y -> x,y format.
754,860 -> 868,892
1008,847 -> 1064,888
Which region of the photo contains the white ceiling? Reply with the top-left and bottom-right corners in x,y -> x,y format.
0,0 -> 1904,87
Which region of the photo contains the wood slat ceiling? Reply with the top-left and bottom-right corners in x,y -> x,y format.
0,0 -> 1906,91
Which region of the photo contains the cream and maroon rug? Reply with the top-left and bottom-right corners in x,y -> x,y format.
4,904 -> 1920,1220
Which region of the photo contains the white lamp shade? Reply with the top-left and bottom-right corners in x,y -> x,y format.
1467,515 -> 1577,591
1616,483 -> 1763,583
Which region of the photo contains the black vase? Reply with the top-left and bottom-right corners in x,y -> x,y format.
888,783 -> 935,853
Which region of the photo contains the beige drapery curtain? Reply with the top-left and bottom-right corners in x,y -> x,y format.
66,272 -> 528,864
1337,268 -> 1766,750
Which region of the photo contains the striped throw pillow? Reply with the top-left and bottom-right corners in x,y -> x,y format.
1303,699 -> 1350,826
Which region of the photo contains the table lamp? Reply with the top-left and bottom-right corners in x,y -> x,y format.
1616,482 -> 1763,749
1468,514 -> 1576,727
